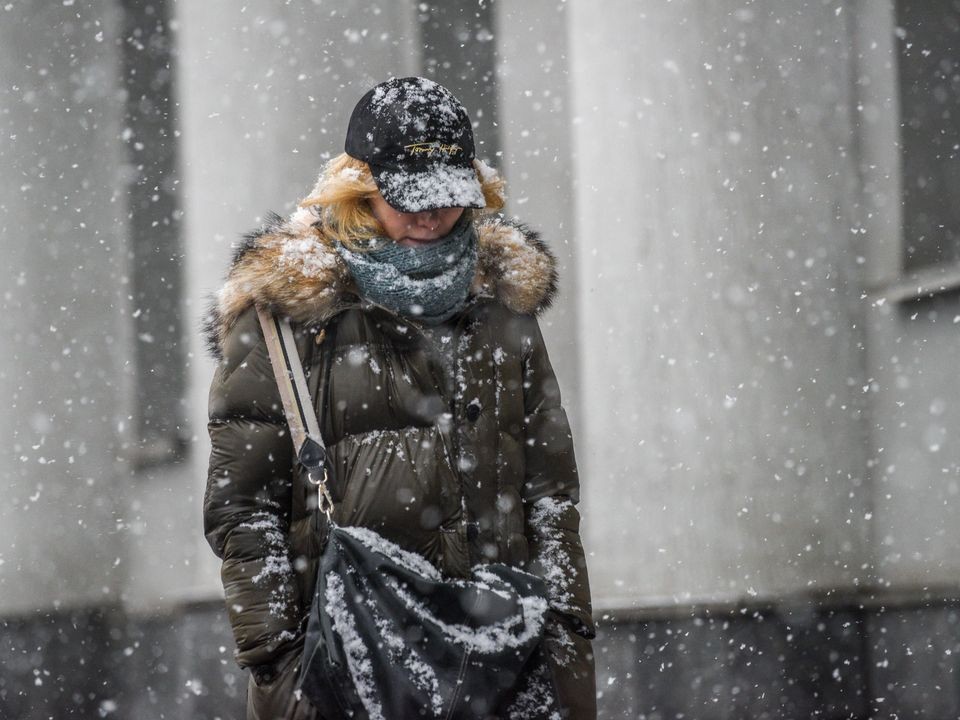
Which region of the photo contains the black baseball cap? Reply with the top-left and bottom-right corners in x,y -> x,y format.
344,77 -> 486,213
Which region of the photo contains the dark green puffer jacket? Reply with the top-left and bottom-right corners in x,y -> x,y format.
203,207 -> 595,718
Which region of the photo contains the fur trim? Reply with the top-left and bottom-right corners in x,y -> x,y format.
471,220 -> 557,316
204,208 -> 558,358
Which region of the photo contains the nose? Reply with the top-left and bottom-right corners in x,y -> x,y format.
412,210 -> 440,229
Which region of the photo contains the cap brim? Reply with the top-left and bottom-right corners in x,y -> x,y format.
371,163 -> 485,213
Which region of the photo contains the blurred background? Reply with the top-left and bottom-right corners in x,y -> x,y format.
3,0 -> 960,717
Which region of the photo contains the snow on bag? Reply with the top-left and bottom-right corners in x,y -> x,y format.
298,524 -> 553,720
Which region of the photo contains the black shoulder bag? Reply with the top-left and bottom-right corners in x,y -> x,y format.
256,307 -> 553,720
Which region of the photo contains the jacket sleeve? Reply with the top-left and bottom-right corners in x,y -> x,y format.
519,317 -> 595,638
203,305 -> 300,669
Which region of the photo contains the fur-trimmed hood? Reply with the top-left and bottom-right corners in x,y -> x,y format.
204,207 -> 558,357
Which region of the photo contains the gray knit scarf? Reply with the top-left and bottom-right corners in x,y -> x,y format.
336,214 -> 478,325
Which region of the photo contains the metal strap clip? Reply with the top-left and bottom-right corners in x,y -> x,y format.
308,466 -> 335,519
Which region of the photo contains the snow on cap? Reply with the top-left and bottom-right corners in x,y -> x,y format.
344,77 -> 485,213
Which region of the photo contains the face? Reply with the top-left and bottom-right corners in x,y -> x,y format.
368,193 -> 464,248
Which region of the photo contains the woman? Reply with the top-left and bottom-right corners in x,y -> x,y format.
203,77 -> 596,720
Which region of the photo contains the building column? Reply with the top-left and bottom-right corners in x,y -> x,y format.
566,0 -> 870,608
0,0 -> 131,617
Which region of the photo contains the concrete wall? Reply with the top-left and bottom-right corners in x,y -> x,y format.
868,296 -> 960,589
567,0 -> 872,607
0,0 -> 132,614
852,0 -> 960,592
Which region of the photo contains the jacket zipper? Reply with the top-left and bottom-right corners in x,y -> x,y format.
336,295 -> 487,485
329,297 -> 485,565
448,311 -> 474,558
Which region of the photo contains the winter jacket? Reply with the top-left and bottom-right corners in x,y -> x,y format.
203,207 -> 596,719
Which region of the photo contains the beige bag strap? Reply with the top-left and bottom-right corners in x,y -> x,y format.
256,304 -> 334,516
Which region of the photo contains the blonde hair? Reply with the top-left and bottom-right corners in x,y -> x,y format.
299,153 -> 506,250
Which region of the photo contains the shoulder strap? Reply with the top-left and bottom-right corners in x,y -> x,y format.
256,305 -> 334,516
